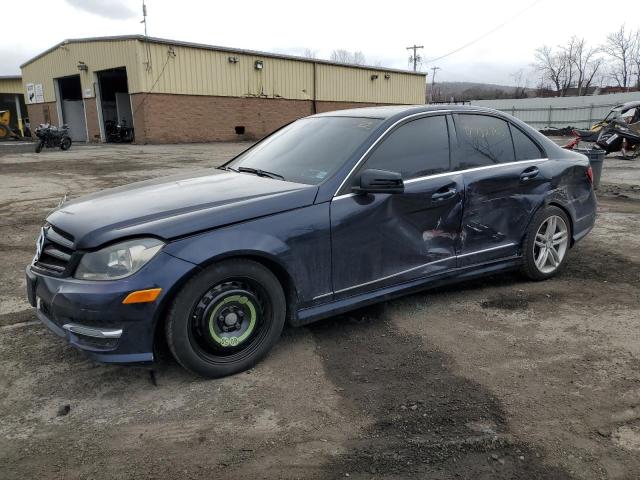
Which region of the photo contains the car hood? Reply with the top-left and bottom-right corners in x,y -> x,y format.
47,169 -> 317,249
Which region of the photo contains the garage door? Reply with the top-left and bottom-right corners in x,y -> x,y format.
62,100 -> 87,142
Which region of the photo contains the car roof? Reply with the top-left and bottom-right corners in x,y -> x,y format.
310,104 -> 503,120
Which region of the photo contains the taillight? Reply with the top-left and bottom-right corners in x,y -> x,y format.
586,166 -> 594,185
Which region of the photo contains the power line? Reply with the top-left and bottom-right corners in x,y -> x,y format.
424,0 -> 543,64
406,44 -> 424,72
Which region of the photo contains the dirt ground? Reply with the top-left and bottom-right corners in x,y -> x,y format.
0,142 -> 639,479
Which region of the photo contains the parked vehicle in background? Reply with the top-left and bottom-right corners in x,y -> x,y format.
105,119 -> 134,143
564,101 -> 640,157
26,105 -> 596,378
594,119 -> 640,158
34,124 -> 72,153
0,110 -> 22,140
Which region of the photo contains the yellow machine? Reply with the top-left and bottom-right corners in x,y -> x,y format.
0,110 -> 21,140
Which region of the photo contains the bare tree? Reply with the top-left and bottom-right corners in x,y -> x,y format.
352,51 -> 366,65
534,38 -> 605,96
303,48 -> 317,59
558,42 -> 576,96
511,69 -> 529,98
565,36 -> 603,95
602,25 -> 636,89
330,49 -> 366,65
633,30 -> 640,90
533,45 -> 568,96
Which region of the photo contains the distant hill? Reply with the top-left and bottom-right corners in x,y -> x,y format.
429,81 -> 532,102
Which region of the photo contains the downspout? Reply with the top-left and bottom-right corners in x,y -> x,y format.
312,62 -> 317,114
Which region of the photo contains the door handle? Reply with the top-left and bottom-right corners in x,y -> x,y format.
520,166 -> 539,182
431,187 -> 457,202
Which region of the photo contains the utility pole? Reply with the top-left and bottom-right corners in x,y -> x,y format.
141,0 -> 148,36
429,66 -> 441,103
141,1 -> 151,71
406,45 -> 424,72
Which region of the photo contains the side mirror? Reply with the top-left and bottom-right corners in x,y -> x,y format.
353,169 -> 404,194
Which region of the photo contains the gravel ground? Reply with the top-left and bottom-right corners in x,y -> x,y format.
0,142 -> 639,479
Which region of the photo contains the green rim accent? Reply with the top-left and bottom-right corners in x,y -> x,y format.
208,295 -> 257,347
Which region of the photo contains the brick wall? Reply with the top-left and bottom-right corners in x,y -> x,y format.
131,93 -> 313,143
25,95 -> 405,144
128,93 -> 398,144
83,97 -> 101,142
315,101 -> 389,113
26,102 -> 59,136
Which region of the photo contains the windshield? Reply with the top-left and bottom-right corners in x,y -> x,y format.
226,116 -> 382,185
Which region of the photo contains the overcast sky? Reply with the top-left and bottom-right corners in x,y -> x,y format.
2,0 -> 634,85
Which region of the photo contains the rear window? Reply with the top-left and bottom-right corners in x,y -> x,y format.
511,125 -> 544,160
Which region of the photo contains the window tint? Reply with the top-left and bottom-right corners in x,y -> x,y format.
454,114 -> 515,169
511,125 -> 544,160
361,116 -> 450,180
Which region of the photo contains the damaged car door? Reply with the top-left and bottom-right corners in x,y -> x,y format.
330,114 -> 463,299
451,113 -> 549,266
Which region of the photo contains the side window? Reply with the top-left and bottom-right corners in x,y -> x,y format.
360,115 -> 450,180
453,114 -> 515,169
511,125 -> 544,160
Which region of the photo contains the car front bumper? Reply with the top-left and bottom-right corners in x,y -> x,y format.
25,252 -> 197,364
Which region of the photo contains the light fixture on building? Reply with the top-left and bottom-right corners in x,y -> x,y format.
370,74 -> 379,80
384,74 -> 391,79
254,60 -> 264,70
228,56 -> 239,64
77,61 -> 88,72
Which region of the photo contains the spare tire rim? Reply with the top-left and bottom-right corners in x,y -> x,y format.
190,280 -> 267,358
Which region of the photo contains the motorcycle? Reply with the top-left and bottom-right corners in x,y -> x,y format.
34,124 -> 72,153
105,119 -> 134,143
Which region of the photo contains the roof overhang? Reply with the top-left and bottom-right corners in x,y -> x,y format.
20,35 -> 427,77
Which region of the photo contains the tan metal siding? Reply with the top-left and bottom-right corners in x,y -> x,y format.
0,78 -> 23,94
21,40 -> 142,103
316,64 -> 424,104
137,42 -> 314,100
22,38 -> 425,104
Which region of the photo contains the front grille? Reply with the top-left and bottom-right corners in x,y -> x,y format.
33,225 -> 76,277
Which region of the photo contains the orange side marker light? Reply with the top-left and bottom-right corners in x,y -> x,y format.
122,288 -> 162,304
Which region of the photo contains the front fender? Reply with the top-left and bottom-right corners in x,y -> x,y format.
163,203 -> 332,306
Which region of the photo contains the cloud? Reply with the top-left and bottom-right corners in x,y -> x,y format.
65,0 -> 137,20
0,46 -> 35,75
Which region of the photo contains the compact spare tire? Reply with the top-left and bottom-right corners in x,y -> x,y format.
521,205 -> 571,280
165,259 -> 286,378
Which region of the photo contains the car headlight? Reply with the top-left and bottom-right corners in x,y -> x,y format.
74,238 -> 164,280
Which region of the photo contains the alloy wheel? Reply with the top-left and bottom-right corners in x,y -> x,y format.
533,215 -> 569,274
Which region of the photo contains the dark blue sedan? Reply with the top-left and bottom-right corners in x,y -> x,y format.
26,105 -> 596,377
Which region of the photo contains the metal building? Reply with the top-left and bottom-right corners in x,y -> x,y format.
20,36 -> 426,143
0,76 -> 27,138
